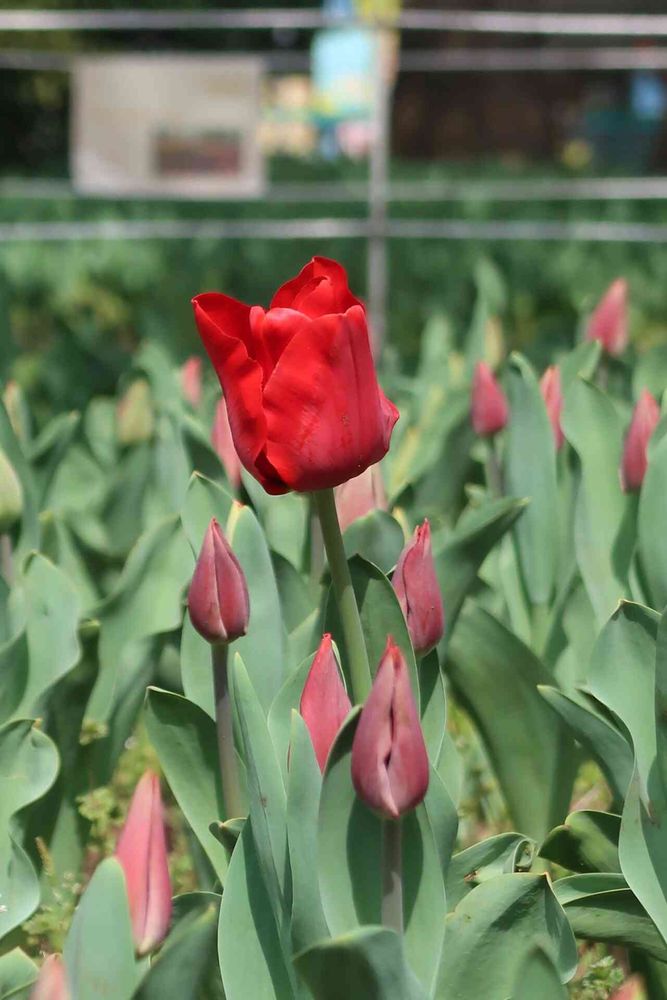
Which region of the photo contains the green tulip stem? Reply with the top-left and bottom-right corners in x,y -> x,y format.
381,818 -> 404,935
314,487 -> 372,703
308,495 -> 325,586
484,437 -> 504,497
211,643 -> 244,820
0,534 -> 13,585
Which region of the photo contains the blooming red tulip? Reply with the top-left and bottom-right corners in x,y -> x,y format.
192,257 -> 399,495
540,365 -> 564,450
188,517 -> 250,644
335,463 -> 387,533
392,519 -> 444,656
116,771 -> 172,957
587,278 -> 628,357
211,396 -> 242,488
31,955 -> 71,1000
299,633 -> 352,771
471,362 -> 509,437
621,390 -> 660,493
351,639 -> 429,819
180,356 -> 203,408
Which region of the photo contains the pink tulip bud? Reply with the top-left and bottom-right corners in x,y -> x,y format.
211,396 -> 242,489
180,356 -> 203,408
586,278 -> 628,357
31,955 -> 71,1000
116,771 -> 172,957
335,463 -> 387,533
539,365 -> 565,450
392,519 -> 444,656
610,975 -> 647,1000
471,362 -> 509,437
299,633 -> 352,771
621,390 -> 660,493
351,638 -> 429,819
188,517 -> 250,644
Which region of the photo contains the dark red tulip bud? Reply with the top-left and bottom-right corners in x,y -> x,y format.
211,396 -> 242,488
392,519 -> 444,656
116,771 -> 172,957
471,362 -> 509,437
299,633 -> 352,771
351,639 -> 429,819
621,390 -> 660,493
540,365 -> 565,450
587,278 -> 628,357
180,356 -> 203,408
188,517 -> 250,644
31,955 -> 71,1000
335,463 -> 387,533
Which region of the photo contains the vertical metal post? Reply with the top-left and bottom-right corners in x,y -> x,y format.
367,29 -> 392,354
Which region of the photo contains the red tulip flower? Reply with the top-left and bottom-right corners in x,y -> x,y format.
116,771 -> 172,957
299,633 -> 352,771
31,955 -> 71,1000
392,519 -> 444,656
335,463 -> 387,533
180,356 -> 203,408
587,278 -> 628,357
188,517 -> 250,644
540,365 -> 565,450
211,396 -> 242,488
621,390 -> 660,493
471,362 -> 509,437
351,639 -> 429,819
192,257 -> 399,495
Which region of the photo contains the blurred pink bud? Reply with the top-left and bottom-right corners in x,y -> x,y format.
299,633 -> 352,771
180,356 -> 203,408
471,362 -> 509,437
610,975 -> 647,1000
188,517 -> 250,644
211,396 -> 242,489
621,390 -> 660,493
586,278 -> 628,357
392,519 -> 444,656
540,365 -> 565,450
31,955 -> 71,1000
116,771 -> 172,957
334,463 -> 387,533
351,638 -> 429,819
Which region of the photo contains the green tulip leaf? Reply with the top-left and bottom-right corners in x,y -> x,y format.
343,511 -> 406,575
540,810 -> 621,874
445,832 -> 535,912
0,948 -> 37,1000
0,398 -> 39,557
638,433 -> 667,610
133,895 -> 220,999
179,472 -> 233,554
512,947 -> 567,1000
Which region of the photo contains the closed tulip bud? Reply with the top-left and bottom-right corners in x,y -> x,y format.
299,633 -> 352,771
335,463 -> 387,533
188,517 -> 249,644
31,955 -> 71,1000
392,519 -> 444,656
539,365 -> 564,450
610,975 -> 647,1000
587,278 -> 628,357
116,771 -> 172,957
211,396 -> 242,488
3,380 -> 30,443
621,390 -> 660,493
351,639 -> 429,819
0,447 -> 23,533
180,356 -> 203,408
471,362 -> 509,437
116,379 -> 155,445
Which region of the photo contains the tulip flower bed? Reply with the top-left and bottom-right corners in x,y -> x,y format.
0,259 -> 665,999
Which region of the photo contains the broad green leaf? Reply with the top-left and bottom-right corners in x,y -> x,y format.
619,768 -> 667,950
63,858 -> 140,1000
0,720 -> 59,940
418,650 -> 447,765
318,712 -> 446,993
446,603 -> 576,840
29,410 -> 81,509
272,553 -> 316,635
218,822 -> 295,1000
513,947 -> 567,1000
638,433 -> 667,609
540,810 -> 621,874
0,948 -> 37,1000
559,340 -> 601,392
295,927 -> 428,1000
267,654 -> 316,784
505,353 -> 559,606
0,399 -> 39,556
179,472 -> 233,554
343,511 -> 405,575
437,874 -> 578,999
40,513 -> 98,611
145,687 -> 228,880
180,614 -> 214,720
134,896 -> 220,999
445,833 -> 535,912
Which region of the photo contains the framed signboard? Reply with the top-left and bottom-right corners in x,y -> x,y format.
72,55 -> 265,197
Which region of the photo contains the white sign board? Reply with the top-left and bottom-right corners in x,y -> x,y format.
72,55 -> 265,197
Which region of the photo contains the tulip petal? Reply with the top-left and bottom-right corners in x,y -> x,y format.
31,954 -> 71,1000
393,520 -> 444,656
270,256 -> 362,317
192,293 -> 285,492
299,634 -> 352,772
386,649 -> 430,814
262,305 -> 399,492
350,650 -> 398,817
